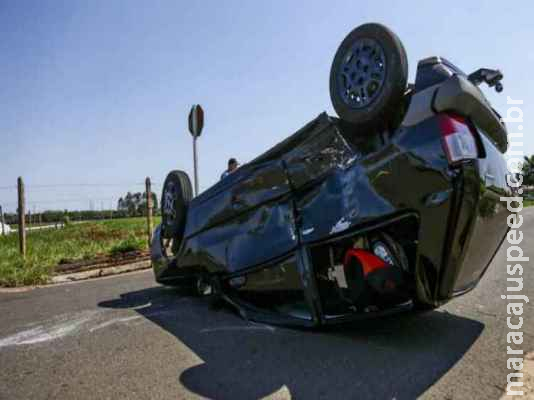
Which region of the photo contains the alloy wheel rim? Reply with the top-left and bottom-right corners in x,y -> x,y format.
163,183 -> 177,224
337,38 -> 386,109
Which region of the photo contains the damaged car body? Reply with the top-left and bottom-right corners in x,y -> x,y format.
151,23 -> 512,327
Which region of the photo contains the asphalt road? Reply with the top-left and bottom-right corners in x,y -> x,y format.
1,209 -> 533,400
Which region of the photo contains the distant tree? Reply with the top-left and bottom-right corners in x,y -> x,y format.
117,191 -> 158,217
522,155 -> 534,186
143,191 -> 158,212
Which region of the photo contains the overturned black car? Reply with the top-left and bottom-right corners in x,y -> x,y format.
151,23 -> 512,327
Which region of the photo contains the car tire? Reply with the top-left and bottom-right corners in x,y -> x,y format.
369,232 -> 409,272
161,170 -> 193,241
329,23 -> 408,132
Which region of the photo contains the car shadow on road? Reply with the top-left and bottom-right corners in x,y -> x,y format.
99,285 -> 484,400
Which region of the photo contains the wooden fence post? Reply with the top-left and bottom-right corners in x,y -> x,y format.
17,177 -> 26,257
145,177 -> 153,247
0,205 -> 5,236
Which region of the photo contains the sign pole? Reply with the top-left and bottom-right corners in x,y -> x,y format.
193,135 -> 199,196
188,104 -> 204,197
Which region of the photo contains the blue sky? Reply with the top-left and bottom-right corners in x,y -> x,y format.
1,1 -> 532,212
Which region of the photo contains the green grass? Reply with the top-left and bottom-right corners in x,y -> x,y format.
524,199 -> 534,208
0,217 -> 161,287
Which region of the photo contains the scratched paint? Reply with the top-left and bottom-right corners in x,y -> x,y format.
330,217 -> 351,234
302,227 -> 315,235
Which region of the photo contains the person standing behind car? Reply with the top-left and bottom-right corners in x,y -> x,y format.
220,158 -> 239,180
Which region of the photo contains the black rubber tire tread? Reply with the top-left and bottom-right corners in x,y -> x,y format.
369,232 -> 410,272
161,170 -> 193,240
329,23 -> 408,133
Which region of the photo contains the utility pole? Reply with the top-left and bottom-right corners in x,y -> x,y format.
17,177 -> 26,257
145,177 -> 153,246
0,205 -> 5,236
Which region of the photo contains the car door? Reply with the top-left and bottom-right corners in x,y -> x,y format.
225,159 -> 298,272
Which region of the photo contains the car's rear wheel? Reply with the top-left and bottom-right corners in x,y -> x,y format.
329,23 -> 408,133
161,170 -> 192,242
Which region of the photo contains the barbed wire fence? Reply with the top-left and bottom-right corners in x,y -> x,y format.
0,177 -> 162,257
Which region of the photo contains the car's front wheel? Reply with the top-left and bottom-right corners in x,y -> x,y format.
161,170 -> 192,243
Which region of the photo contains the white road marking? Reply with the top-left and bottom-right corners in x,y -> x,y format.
0,310 -> 98,348
0,308 -> 150,347
89,315 -> 141,332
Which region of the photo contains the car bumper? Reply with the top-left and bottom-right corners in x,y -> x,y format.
437,135 -> 512,299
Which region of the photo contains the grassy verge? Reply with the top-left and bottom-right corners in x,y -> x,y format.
524,199 -> 534,208
0,217 -> 160,287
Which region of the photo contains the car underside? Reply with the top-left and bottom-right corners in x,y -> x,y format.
151,24 -> 512,327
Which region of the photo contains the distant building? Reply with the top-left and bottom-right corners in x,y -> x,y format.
1,222 -> 12,235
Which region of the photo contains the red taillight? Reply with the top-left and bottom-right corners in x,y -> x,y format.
439,114 -> 478,164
